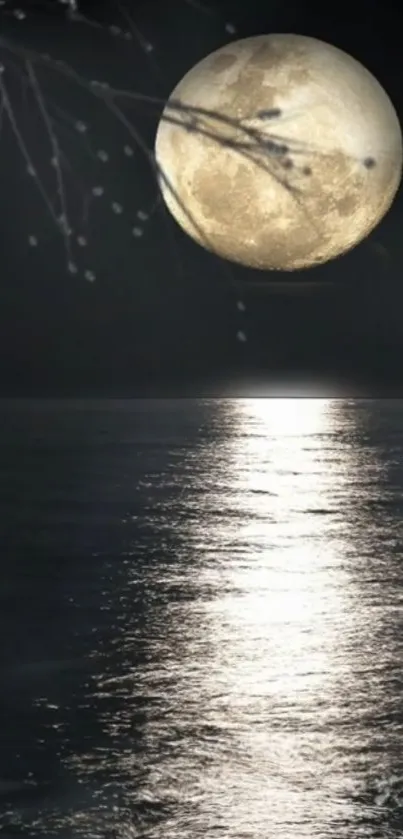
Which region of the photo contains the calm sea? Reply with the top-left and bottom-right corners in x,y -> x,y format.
1,398 -> 403,839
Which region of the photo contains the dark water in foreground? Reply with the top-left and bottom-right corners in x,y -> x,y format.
1,398 -> 403,839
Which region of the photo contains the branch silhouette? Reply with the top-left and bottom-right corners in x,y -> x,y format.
0,23 -> 378,277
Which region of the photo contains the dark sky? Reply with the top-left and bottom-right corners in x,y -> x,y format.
0,0 -> 402,395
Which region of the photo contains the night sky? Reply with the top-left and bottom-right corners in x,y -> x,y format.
0,0 -> 402,396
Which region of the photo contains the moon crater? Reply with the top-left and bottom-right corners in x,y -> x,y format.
155,34 -> 402,271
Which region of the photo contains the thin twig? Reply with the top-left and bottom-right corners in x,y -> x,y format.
26,58 -> 73,265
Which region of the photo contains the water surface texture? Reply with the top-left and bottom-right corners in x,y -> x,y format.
1,398 -> 403,838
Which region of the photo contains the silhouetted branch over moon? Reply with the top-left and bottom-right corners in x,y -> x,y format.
155,33 -> 402,271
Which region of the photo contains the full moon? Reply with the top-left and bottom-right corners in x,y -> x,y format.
155,34 -> 402,271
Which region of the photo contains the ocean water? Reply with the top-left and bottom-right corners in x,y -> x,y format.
1,397 -> 403,839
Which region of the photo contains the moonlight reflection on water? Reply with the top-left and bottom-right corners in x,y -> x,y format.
2,398 -> 402,838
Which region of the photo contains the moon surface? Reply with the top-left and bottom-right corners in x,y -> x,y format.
155,34 -> 402,271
